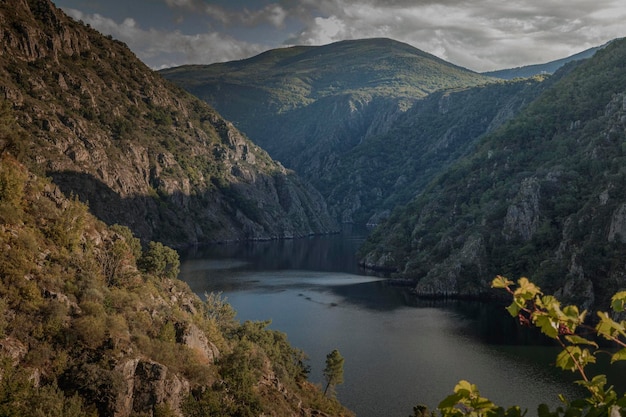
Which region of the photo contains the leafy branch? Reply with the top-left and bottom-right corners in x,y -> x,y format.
431,276 -> 626,417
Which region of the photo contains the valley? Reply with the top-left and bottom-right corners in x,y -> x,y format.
1,0 -> 626,416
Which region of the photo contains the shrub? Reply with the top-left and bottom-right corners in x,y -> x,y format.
138,241 -> 180,279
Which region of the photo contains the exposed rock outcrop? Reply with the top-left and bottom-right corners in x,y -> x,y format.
176,322 -> 219,364
503,178 -> 541,241
115,359 -> 190,417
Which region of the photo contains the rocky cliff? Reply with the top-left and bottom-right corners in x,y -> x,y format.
360,41 -> 626,309
0,0 -> 337,247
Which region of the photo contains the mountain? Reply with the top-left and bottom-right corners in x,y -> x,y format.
360,38 -> 626,309
0,153 -> 351,416
483,42 -> 610,79
0,0 -> 337,248
317,75 -> 552,225
160,39 -> 499,223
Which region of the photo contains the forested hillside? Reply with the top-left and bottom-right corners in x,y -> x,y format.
161,38 -> 499,223
316,75 -> 554,224
0,0 -> 336,248
360,38 -> 626,310
0,150 -> 351,416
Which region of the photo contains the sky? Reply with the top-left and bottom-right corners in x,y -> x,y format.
52,0 -> 626,72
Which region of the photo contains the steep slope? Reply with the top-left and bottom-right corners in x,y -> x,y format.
0,0 -> 336,247
360,39 -> 626,309
319,75 -> 552,224
483,42 -> 610,80
160,39 -> 498,221
0,151 -> 352,416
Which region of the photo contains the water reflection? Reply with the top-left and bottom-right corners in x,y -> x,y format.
181,231 -> 367,274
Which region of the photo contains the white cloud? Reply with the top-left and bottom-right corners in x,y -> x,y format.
64,8 -> 267,68
263,4 -> 288,28
205,5 -> 231,25
297,15 -> 347,45
284,0 -> 626,71
204,3 -> 288,29
62,0 -> 626,71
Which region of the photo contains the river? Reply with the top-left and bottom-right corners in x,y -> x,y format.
178,230 -> 623,417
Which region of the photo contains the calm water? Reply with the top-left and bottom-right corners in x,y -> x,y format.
178,232 -> 622,417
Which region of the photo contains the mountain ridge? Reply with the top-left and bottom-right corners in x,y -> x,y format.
161,38 -> 500,223
483,42 -> 612,79
0,0 -> 337,247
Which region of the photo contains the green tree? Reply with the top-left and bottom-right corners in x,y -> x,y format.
323,349 -> 344,397
110,224 -> 142,260
138,241 -> 180,279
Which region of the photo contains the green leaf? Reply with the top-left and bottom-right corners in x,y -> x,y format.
611,291 -> 626,312
575,374 -> 608,401
454,380 -> 475,397
506,301 -> 522,317
596,311 -> 626,340
438,393 -> 464,409
492,275 -> 514,289
556,347 -> 580,372
565,335 -> 598,348
537,295 -> 559,310
533,313 -> 559,339
515,277 -> 542,300
561,305 -> 581,322
611,348 -> 626,363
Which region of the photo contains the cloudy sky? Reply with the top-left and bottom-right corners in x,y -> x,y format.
53,0 -> 626,72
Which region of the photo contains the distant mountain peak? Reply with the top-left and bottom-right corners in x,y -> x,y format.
483,40 -> 614,79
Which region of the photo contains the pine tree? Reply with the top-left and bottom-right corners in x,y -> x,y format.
323,349 -> 344,397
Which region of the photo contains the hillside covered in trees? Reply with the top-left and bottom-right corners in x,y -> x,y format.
0,1 -> 353,416
360,38 -> 626,310
0,151 -> 351,416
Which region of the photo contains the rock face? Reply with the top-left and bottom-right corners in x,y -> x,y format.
0,0 -> 337,247
359,41 -> 626,309
132,360 -> 189,417
608,203 -> 626,243
320,77 -> 549,224
503,178 -> 541,241
114,359 -> 190,417
176,322 -> 219,364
